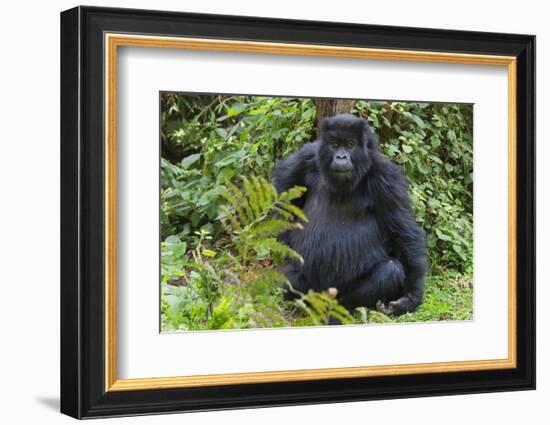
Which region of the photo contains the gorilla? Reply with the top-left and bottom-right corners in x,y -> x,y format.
272,113 -> 427,316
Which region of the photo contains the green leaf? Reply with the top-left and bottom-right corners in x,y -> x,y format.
429,155 -> 443,164
190,210 -> 201,227
430,135 -> 441,148
410,114 -> 426,128
165,235 -> 181,244
435,228 -> 452,241
227,103 -> 246,117
180,153 -> 201,169
202,249 -> 217,257
417,163 -> 429,174
215,127 -> 228,139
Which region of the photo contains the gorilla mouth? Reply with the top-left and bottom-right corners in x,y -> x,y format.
332,167 -> 353,177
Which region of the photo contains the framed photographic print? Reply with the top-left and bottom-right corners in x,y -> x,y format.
60,6 -> 535,419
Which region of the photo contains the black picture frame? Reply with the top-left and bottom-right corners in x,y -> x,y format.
60,5 -> 535,419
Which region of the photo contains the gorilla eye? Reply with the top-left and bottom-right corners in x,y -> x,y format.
346,140 -> 355,149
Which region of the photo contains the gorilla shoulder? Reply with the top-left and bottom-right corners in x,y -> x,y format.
367,154 -> 411,209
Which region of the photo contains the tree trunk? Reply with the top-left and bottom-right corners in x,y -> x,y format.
314,99 -> 356,138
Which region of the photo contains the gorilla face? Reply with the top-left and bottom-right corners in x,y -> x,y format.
326,134 -> 356,175
318,114 -> 372,191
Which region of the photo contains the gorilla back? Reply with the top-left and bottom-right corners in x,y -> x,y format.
272,114 -> 427,316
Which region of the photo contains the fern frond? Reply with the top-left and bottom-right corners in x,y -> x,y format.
250,219 -> 296,238
279,185 -> 307,202
252,269 -> 288,286
278,200 -> 309,222
242,176 -> 261,220
306,291 -> 331,313
229,178 -> 256,222
294,299 -> 322,326
296,290 -> 355,325
259,177 -> 278,209
220,181 -> 248,225
272,206 -> 294,220
219,205 -> 241,231
256,238 -> 303,263
329,305 -> 355,324
251,176 -> 267,214
268,180 -> 279,205
249,269 -> 289,297
367,309 -> 395,324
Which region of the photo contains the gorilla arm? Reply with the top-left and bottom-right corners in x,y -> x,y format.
272,141 -> 319,201
371,159 -> 428,315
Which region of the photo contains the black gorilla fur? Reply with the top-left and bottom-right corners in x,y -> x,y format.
272,113 -> 427,316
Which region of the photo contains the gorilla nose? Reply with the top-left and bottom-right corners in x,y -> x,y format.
335,153 -> 348,160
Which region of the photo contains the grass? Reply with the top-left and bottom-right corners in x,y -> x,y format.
353,271 -> 473,325
161,270 -> 473,331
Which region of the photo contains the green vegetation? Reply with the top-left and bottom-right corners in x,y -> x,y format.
160,94 -> 473,331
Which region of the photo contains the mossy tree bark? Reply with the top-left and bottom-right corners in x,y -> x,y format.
314,98 -> 357,138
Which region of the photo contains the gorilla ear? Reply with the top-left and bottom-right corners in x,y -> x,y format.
363,120 -> 379,150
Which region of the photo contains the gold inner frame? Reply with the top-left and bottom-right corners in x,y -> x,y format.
104,33 -> 517,392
